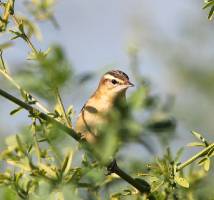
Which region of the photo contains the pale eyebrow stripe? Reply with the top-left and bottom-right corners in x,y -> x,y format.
103,74 -> 124,83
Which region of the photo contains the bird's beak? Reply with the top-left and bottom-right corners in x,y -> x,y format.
127,81 -> 134,87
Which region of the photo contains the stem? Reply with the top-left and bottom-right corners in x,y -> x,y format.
0,0 -> 11,30
41,123 -> 63,165
0,50 -> 6,71
55,88 -> 72,128
0,88 -> 80,141
32,120 -> 41,163
0,50 -> 49,113
25,36 -> 38,54
0,88 -> 151,194
0,68 -> 19,88
107,160 -> 153,198
0,68 -> 49,113
113,162 -> 150,193
177,143 -> 214,171
12,15 -> 38,54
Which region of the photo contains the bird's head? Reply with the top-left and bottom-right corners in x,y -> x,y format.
97,70 -> 134,98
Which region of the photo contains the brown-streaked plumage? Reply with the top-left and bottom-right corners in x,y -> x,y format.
75,70 -> 134,143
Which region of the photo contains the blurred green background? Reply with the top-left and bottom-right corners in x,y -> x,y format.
1,0 -> 213,154
0,0 -> 214,199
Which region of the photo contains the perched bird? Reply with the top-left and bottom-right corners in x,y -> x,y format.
75,70 -> 134,143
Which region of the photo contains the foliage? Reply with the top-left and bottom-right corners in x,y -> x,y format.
203,0 -> 214,20
0,1 -> 213,200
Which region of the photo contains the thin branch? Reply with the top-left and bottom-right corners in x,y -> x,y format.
0,50 -> 6,71
0,0 -> 12,31
0,14 -> 50,113
12,15 -> 38,54
107,160 -> 151,194
177,143 -> 214,171
0,68 -> 49,113
0,88 -> 151,194
0,88 -> 80,141
55,87 -> 72,128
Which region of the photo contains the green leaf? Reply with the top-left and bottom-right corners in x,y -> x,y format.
54,191 -> 64,200
208,147 -> 214,157
203,1 -> 214,9
10,107 -> 23,115
20,89 -> 28,101
0,172 -> 11,184
5,135 -> 18,150
14,172 -> 23,183
198,157 -> 207,165
175,148 -> 184,163
175,176 -> 189,188
208,6 -> 214,20
204,158 -> 210,171
27,48 -> 50,60
191,131 -> 208,145
18,22 -> 25,33
38,163 -> 57,179
66,105 -> 74,117
0,42 -> 13,50
187,142 -> 205,147
9,30 -> 24,40
191,131 -> 203,141
26,180 -> 33,192
111,192 -> 122,198
128,86 -> 146,108
61,151 -> 73,175
6,160 -> 31,171
123,189 -> 132,196
16,135 -> 25,154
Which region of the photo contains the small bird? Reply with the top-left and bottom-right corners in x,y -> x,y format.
75,70 -> 134,143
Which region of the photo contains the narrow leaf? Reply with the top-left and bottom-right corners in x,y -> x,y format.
0,42 -> 13,50
208,147 -> 214,157
10,107 -> 23,115
20,89 -> 28,100
208,6 -> 214,20
191,131 -> 208,145
203,1 -> 214,9
175,176 -> 189,188
5,135 -> 17,150
16,135 -> 25,154
204,158 -> 210,171
175,148 -> 184,162
66,105 -> 74,116
6,160 -> 31,171
198,157 -> 207,165
61,151 -> 73,175
191,131 -> 203,141
187,142 -> 205,147
38,163 -> 56,178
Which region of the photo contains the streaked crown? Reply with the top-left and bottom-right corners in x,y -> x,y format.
102,70 -> 134,87
106,70 -> 129,81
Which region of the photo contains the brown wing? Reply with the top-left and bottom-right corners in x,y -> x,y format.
75,105 -> 99,143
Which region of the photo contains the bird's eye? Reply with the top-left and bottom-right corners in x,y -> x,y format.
111,79 -> 118,85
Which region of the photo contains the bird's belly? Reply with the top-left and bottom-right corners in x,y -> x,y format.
75,109 -> 106,135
